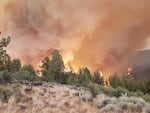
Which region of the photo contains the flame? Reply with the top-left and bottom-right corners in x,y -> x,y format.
127,67 -> 133,75
99,71 -> 103,77
63,54 -> 79,73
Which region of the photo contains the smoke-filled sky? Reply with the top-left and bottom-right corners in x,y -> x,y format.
1,0 -> 150,76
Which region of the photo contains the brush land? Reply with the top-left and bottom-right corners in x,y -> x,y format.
0,82 -> 150,113
0,37 -> 150,113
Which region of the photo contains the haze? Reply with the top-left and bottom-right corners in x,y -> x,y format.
1,0 -> 150,76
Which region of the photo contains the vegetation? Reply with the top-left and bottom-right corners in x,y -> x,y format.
66,72 -> 79,85
109,74 -> 149,94
87,82 -> 102,97
92,71 -> 104,85
40,50 -> 65,83
0,36 -> 11,71
12,84 -> 24,103
0,86 -> 13,102
96,94 -> 148,113
0,36 -> 150,105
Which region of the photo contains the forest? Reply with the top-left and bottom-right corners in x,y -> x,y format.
0,36 -> 150,103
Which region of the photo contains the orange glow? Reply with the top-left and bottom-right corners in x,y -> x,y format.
127,67 -> 133,75
64,61 -> 79,73
128,68 -> 132,72
99,71 -> 103,77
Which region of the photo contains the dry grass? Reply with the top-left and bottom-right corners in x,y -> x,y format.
0,83 -> 99,113
0,83 -> 149,113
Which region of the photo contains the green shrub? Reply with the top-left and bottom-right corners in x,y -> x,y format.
97,95 -> 146,113
2,70 -> 11,83
103,86 -> 116,97
127,90 -> 144,98
0,86 -> 13,102
102,104 -> 116,112
104,87 -> 129,97
143,94 -> 150,102
0,70 -> 11,83
114,87 -> 129,97
109,75 -> 124,88
109,74 -> 149,94
135,90 -> 144,97
13,70 -> 36,81
88,82 -> 103,97
66,73 -> 79,85
12,84 -> 24,103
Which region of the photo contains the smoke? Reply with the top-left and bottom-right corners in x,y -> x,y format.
1,0 -> 150,76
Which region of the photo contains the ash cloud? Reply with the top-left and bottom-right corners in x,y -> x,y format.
0,0 -> 150,76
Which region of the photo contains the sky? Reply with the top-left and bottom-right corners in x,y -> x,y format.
1,0 -> 150,77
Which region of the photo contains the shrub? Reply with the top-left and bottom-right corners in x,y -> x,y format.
87,82 -> 103,97
95,94 -> 112,108
13,70 -> 36,81
127,91 -> 145,100
97,94 -> 147,113
12,84 -> 24,103
2,70 -> 11,83
66,73 -> 79,85
134,90 -> 144,97
119,96 -> 145,112
103,87 -> 129,98
0,86 -> 13,102
114,87 -> 129,97
92,71 -> 104,85
109,74 -> 124,88
143,94 -> 150,102
102,104 -> 117,112
0,70 -> 11,84
103,86 -> 116,97
79,89 -> 93,101
109,74 -> 149,94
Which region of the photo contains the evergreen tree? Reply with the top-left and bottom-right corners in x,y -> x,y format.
9,59 -> 21,73
13,64 -> 37,81
0,36 -> 11,70
78,67 -> 91,86
92,71 -> 104,85
22,64 -> 36,76
41,50 -> 65,83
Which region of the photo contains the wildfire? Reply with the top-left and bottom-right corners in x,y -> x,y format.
99,71 -> 103,77
63,57 -> 79,73
127,68 -> 133,75
64,61 -> 77,73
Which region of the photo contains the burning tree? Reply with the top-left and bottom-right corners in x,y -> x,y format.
92,71 -> 104,86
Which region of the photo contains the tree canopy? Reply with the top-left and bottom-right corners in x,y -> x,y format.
41,50 -> 65,83
0,37 -> 11,70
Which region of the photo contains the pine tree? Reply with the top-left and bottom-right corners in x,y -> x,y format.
0,36 -> 11,70
41,50 -> 65,83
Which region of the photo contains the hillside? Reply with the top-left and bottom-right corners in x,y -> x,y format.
0,83 -> 150,113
